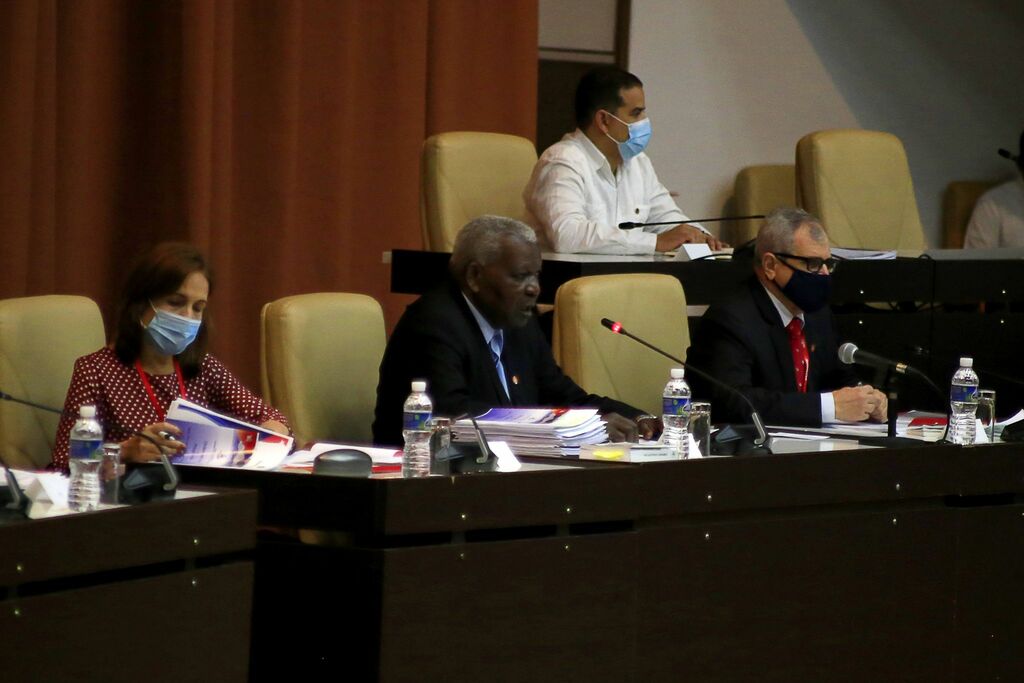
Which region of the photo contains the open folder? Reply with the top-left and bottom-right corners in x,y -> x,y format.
166,398 -> 294,470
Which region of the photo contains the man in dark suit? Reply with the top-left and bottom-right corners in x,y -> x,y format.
372,215 -> 655,446
687,207 -> 887,426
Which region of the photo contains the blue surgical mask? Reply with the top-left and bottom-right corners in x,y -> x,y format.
603,112 -> 652,164
145,303 -> 201,356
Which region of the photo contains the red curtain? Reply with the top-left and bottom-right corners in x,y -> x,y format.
0,0 -> 538,388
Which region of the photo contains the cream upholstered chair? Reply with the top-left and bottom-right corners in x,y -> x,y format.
796,129 -> 926,250
942,180 -> 999,248
261,293 -> 386,446
732,164 -> 795,244
0,295 -> 105,469
553,274 -> 689,417
420,131 -> 538,252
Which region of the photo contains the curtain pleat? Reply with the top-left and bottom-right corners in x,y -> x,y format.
0,0 -> 538,389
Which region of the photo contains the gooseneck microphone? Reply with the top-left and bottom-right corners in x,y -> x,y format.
618,214 -> 765,230
600,318 -> 771,449
837,343 -> 942,395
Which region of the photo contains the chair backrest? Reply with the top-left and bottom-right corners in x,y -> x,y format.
261,293 -> 386,446
796,129 -> 926,250
552,274 -> 689,417
942,180 -> 999,248
420,131 -> 539,252
732,164 -> 796,244
0,295 -> 105,469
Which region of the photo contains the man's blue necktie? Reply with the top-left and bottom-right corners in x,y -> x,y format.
489,330 -> 510,399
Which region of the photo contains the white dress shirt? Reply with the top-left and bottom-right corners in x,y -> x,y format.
523,129 -> 703,254
963,175 -> 1024,248
762,285 -> 837,423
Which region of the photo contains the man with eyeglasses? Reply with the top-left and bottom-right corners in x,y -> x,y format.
687,207 -> 887,426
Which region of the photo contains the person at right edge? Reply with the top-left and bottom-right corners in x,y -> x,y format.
963,127 -> 1024,248
687,208 -> 887,426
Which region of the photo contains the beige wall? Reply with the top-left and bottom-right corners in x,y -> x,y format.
629,0 -> 1024,247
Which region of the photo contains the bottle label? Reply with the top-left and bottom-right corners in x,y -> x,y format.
69,438 -> 103,460
663,397 -> 690,416
403,410 -> 431,431
950,385 -> 978,403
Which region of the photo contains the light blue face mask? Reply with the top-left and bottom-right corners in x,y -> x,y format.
145,303 -> 202,356
603,112 -> 652,164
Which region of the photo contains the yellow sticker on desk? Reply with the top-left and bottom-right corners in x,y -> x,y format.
591,448 -> 627,460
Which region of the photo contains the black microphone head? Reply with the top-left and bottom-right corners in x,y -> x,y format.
998,148 -> 1019,161
618,221 -> 637,230
838,342 -> 858,365
600,318 -> 623,333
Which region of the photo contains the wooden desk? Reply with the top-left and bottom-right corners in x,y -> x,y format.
0,489 -> 257,683
181,443 -> 1024,682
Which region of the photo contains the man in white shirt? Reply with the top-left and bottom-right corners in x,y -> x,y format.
963,130 -> 1024,249
523,66 -> 725,255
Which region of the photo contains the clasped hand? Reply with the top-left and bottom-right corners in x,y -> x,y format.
832,385 -> 888,422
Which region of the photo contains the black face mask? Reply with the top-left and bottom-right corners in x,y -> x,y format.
780,268 -> 832,312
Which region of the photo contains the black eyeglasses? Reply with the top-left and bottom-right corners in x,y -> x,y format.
773,252 -> 840,273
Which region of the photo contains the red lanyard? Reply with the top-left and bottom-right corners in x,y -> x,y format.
135,359 -> 188,421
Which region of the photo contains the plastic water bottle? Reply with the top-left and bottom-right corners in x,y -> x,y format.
947,357 -> 980,445
402,380 -> 433,477
68,405 -> 104,511
662,368 -> 691,458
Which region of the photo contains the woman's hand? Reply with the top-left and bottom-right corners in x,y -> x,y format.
120,421 -> 185,463
260,419 -> 289,435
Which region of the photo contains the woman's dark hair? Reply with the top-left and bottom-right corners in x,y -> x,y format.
113,242 -> 213,378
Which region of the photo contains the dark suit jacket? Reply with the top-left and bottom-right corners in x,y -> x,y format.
686,277 -> 858,426
372,281 -> 643,445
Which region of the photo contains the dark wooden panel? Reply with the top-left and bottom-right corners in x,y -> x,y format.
637,448 -> 956,518
934,259 -> 1024,303
176,467 -> 383,532
930,312 -> 1024,415
391,250 -> 936,305
378,464 -> 639,535
0,489 -> 256,586
638,507 -> 957,682
377,532 -> 638,683
830,257 -> 933,302
0,562 -> 253,682
952,504 -> 1024,682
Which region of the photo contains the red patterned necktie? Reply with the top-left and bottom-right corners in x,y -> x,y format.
786,318 -> 809,393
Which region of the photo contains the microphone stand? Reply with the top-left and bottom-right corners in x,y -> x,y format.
885,368 -> 900,439
618,215 -> 765,230
602,321 -> 772,451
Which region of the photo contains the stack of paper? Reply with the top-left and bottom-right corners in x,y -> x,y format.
831,247 -> 897,260
453,408 -> 608,458
166,398 -> 294,470
896,411 -> 946,442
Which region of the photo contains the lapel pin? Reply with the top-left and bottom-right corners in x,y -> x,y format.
512,375 -> 519,385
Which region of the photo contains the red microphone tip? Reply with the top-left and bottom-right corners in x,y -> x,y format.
611,322 -> 622,333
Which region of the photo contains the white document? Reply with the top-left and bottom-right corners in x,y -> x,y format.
831,247 -> 897,260
11,470 -> 71,518
673,243 -> 713,261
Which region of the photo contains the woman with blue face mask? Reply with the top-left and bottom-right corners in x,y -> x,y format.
50,242 -> 289,472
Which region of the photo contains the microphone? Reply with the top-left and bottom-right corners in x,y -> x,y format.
837,343 -> 942,396
0,388 -> 178,496
618,214 -> 765,230
998,148 -> 1019,162
600,318 -> 771,450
